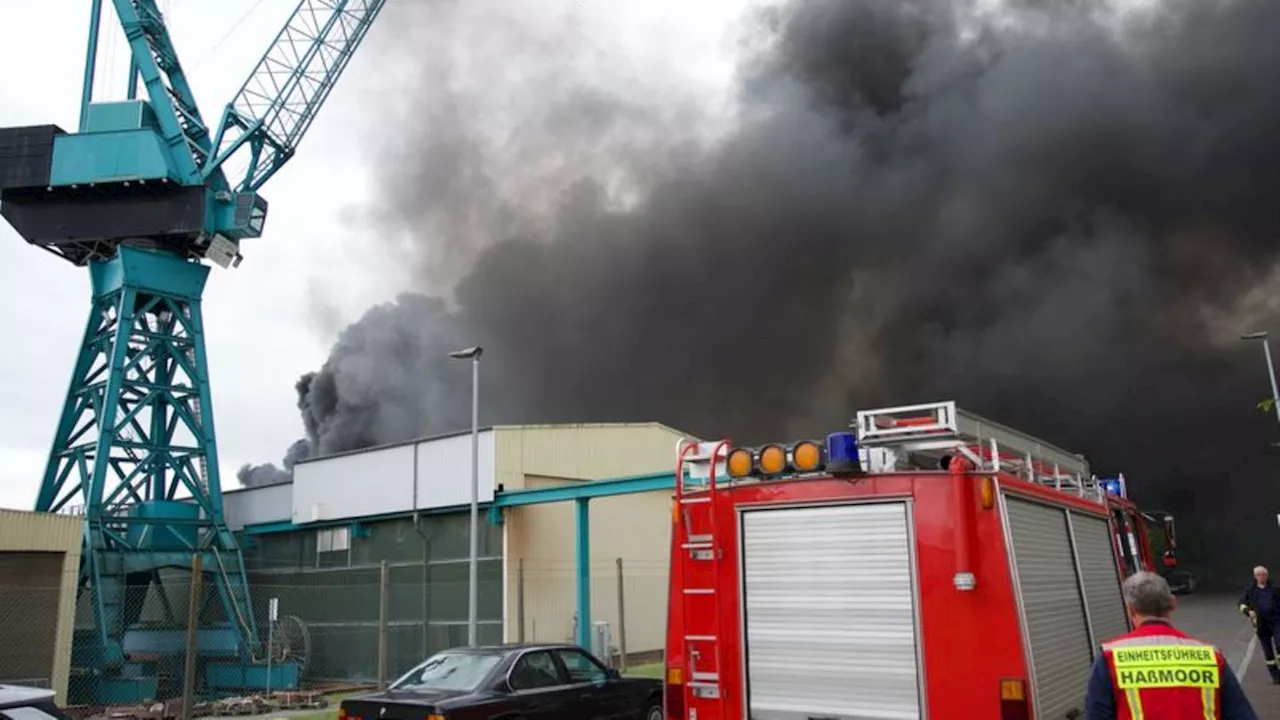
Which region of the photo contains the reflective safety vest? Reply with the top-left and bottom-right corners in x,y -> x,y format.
1103,621 -> 1226,720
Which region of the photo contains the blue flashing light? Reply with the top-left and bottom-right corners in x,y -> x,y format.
826,431 -> 861,473
1101,478 -> 1124,497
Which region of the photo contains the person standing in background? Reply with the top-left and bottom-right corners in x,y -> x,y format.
1239,565 -> 1280,685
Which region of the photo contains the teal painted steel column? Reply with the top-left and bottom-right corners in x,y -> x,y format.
575,497 -> 591,648
80,0 -> 104,131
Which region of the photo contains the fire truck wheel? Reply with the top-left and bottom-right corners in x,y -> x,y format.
642,700 -> 662,720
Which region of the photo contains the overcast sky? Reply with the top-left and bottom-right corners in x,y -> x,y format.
0,0 -> 746,510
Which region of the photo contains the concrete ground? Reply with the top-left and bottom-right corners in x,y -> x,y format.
1173,593 -> 1280,718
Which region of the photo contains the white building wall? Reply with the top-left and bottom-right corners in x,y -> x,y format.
221,483 -> 292,530
291,431 -> 495,524
415,432 -> 496,508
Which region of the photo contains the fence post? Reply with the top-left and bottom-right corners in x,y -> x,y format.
378,560 -> 389,688
616,557 -> 627,671
181,555 -> 204,720
517,557 -> 525,643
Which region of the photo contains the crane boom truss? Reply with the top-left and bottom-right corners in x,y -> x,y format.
112,0 -> 214,183
207,0 -> 388,193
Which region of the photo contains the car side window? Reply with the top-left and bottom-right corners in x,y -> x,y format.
556,648 -> 608,684
509,650 -> 563,691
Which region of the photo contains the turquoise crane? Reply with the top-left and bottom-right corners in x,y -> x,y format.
0,0 -> 386,704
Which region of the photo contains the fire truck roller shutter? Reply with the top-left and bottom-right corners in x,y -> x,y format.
739,501 -> 922,720
1067,511 -> 1130,654
1003,497 -> 1094,720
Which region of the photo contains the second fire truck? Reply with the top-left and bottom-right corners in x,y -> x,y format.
663,400 -> 1178,720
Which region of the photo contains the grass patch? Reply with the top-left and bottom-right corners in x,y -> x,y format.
625,662 -> 664,679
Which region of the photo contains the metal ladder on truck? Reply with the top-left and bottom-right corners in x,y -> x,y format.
853,400 -> 1105,500
674,438 -> 732,718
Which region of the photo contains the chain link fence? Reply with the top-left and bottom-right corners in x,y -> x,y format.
0,554 -> 667,710
513,557 -> 668,672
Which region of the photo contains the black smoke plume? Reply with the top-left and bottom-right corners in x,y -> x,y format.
244,0 -> 1280,584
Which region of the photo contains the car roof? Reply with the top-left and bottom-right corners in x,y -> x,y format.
448,643 -> 580,652
434,643 -> 583,657
0,685 -> 56,709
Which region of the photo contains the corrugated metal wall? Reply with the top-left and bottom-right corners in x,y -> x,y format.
0,510 -> 82,704
241,511 -> 505,682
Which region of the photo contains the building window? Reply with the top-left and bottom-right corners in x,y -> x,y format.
316,526 -> 350,564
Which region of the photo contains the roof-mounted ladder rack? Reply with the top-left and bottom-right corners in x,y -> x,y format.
854,401 -> 1104,500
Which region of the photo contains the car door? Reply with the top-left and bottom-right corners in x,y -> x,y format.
553,648 -> 630,720
504,649 -> 585,719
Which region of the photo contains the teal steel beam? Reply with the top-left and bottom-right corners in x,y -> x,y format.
576,498 -> 591,649
485,472 -> 679,650
236,503 -> 494,537
80,0 -> 104,131
488,472 -> 677,519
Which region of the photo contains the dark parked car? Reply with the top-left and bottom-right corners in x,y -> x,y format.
1165,570 -> 1196,595
339,643 -> 662,720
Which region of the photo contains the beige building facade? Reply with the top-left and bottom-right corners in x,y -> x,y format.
493,423 -> 688,659
0,509 -> 82,703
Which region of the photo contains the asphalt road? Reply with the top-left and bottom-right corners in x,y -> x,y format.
1172,593 -> 1280,718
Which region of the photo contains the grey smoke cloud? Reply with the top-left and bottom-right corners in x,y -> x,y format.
243,0 -> 1280,583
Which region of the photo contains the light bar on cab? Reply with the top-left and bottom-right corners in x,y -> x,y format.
722,438 -> 839,479
1099,475 -> 1127,498
826,431 -> 860,473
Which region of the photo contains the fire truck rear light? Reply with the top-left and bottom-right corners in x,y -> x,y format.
664,671 -> 685,720
727,448 -> 753,477
999,677 -> 1029,720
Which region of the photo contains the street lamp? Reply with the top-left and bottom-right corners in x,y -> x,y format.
1242,331 -> 1280,426
449,345 -> 483,646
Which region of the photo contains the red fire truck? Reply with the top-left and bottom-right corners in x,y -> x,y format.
663,400 -> 1176,720
1101,475 -> 1178,578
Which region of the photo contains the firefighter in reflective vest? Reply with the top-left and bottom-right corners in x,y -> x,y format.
1239,564 -> 1280,684
1085,571 -> 1257,719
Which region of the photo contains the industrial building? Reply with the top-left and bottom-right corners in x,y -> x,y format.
222,422 -> 690,683
0,509 -> 83,703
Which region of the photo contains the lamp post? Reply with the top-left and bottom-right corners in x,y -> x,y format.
1243,332 -> 1280,427
449,345 -> 483,646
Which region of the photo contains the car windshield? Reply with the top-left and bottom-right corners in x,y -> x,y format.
390,652 -> 503,692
